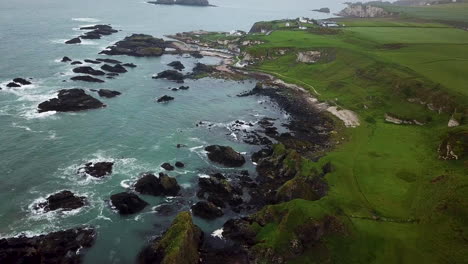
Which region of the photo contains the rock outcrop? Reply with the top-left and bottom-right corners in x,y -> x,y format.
134,173 -> 181,196
81,161 -> 114,177
73,66 -> 106,76
338,4 -> 391,18
296,51 -> 321,63
33,190 -> 87,212
204,145 -> 246,167
153,70 -> 185,82
70,75 -> 105,83
100,34 -> 166,57
168,61 -> 185,71
98,89 -> 121,98
0,228 -> 96,263
101,64 -> 127,73
148,0 -> 211,6
157,95 -> 175,103
137,211 -> 203,264
110,192 -> 148,215
65,37 -> 81,44
38,89 -> 105,113
191,201 -> 223,219
79,24 -> 118,39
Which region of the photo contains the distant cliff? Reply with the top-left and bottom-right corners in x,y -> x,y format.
148,0 -> 211,6
338,4 -> 392,18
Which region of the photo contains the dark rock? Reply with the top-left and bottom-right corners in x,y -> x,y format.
0,228 -> 96,264
148,0 -> 211,6
122,63 -> 137,68
100,34 -> 166,57
6,82 -> 21,88
168,61 -> 185,71
223,218 -> 257,245
38,88 -> 105,113
84,59 -> 101,64
79,25 -> 118,39
152,70 -> 185,82
191,62 -> 214,76
191,51 -> 204,58
96,58 -> 122,64
177,144 -> 187,148
110,192 -> 148,215
137,211 -> 203,264
191,201 -> 223,219
161,162 -> 175,171
82,161 -> 113,177
101,64 -> 127,73
179,85 -> 189,90
71,61 -> 83,65
205,145 -> 246,167
106,72 -> 119,77
134,173 -> 181,196
98,89 -> 121,98
70,75 -> 105,83
157,95 -> 174,103
312,7 -> 330,13
33,190 -> 87,212
175,161 -> 184,168
65,37 -> 81,44
251,147 -> 273,163
73,66 -> 106,76
61,56 -> 72,62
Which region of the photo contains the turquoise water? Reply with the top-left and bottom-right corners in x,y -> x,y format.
0,0 -> 350,262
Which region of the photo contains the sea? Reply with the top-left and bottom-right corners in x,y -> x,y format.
0,0 -> 353,262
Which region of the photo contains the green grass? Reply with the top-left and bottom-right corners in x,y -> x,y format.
237,16 -> 468,264
346,27 -> 468,44
336,17 -> 449,28
379,3 -> 468,24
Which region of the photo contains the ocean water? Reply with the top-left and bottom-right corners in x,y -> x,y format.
0,0 -> 352,262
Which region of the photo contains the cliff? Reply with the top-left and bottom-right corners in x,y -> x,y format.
338,4 -> 392,18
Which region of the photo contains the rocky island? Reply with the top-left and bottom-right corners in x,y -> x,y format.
147,0 -> 213,7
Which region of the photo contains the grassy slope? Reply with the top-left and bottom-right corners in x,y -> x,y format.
242,9 -> 468,264
379,3 -> 468,24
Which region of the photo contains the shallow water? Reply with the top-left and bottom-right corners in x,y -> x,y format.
1,0 -> 353,262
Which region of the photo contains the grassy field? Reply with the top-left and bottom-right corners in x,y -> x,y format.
378,3 -> 468,24
237,9 -> 468,264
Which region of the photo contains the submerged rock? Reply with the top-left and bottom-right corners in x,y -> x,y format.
137,211 -> 203,264
98,89 -> 121,98
110,192 -> 148,215
73,66 -> 106,76
33,190 -> 87,212
100,34 -> 166,57
175,161 -> 185,168
153,70 -> 185,82
101,64 -> 128,73
71,61 -> 83,65
179,85 -> 189,90
82,161 -> 114,177
0,227 -> 96,264
70,75 -> 105,83
65,37 -> 81,44
122,63 -> 137,68
134,173 -> 181,196
38,88 -> 105,113
204,145 -> 246,167
168,60 -> 185,71
157,95 -> 174,103
191,201 -> 223,219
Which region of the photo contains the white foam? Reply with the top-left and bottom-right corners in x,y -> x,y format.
180,183 -> 191,188
72,18 -> 101,23
198,173 -> 210,178
11,122 -> 32,132
211,228 -> 224,239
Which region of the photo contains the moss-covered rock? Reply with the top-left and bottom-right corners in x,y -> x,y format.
138,211 -> 203,264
